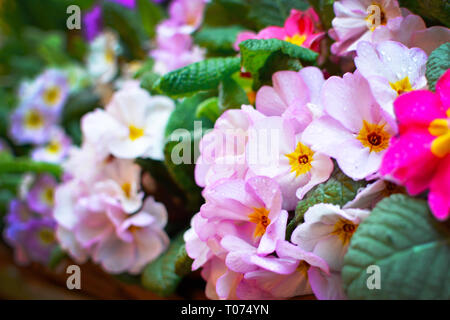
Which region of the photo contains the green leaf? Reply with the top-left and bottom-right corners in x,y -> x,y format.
0,157 -> 63,179
164,93 -> 214,212
342,194 -> 450,299
48,245 -> 67,270
286,167 -> 367,239
219,77 -> 250,111
194,25 -> 246,53
247,0 -> 310,28
153,57 -> 241,98
399,0 -> 450,28
137,0 -> 164,38
308,0 -> 335,29
174,244 -> 194,277
426,43 -> 450,92
101,1 -> 147,59
239,39 -> 318,89
141,233 -> 185,297
196,97 -> 221,122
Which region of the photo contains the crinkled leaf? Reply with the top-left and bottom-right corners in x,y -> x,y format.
153,57 -> 241,98
342,194 -> 450,299
426,42 -> 450,92
141,233 -> 185,297
239,39 -> 317,89
286,167 -> 367,239
194,25 -> 246,53
399,0 -> 450,28
174,244 -> 194,277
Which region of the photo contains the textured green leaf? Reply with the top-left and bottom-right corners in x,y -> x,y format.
426,43 -> 450,92
286,167 -> 367,239
247,0 -> 310,28
308,0 -> 335,29
153,57 -> 241,98
174,244 -> 194,277
399,0 -> 450,28
240,39 -> 317,89
342,194 -> 450,299
219,77 -> 250,111
194,25 -> 246,53
141,233 -> 185,297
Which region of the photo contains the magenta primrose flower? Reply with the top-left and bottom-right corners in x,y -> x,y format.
380,70 -> 450,220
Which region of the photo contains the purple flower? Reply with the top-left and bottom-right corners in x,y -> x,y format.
5,199 -> 35,227
23,218 -> 57,264
27,174 -> 58,216
32,69 -> 70,116
9,104 -> 57,145
83,5 -> 103,42
32,127 -> 72,164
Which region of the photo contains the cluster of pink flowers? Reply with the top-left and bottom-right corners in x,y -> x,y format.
186,0 -> 450,300
53,81 -> 173,274
150,0 -> 207,74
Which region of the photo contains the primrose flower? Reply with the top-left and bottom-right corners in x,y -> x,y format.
9,104 -> 57,145
195,105 -> 263,188
380,70 -> 450,220
151,32 -> 205,74
87,31 -> 121,83
200,176 -> 288,255
246,116 -> 333,210
355,40 -> 427,117
166,0 -> 206,34
235,8 -> 325,53
54,180 -> 169,274
255,67 -> 325,131
27,174 -> 58,217
330,0 -> 402,55
82,81 -> 175,160
303,71 -> 397,180
102,158 -> 144,213
372,14 -> 450,55
3,199 -> 58,265
32,127 -> 72,164
29,69 -> 69,116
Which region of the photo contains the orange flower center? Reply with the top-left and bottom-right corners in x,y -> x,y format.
248,207 -> 271,238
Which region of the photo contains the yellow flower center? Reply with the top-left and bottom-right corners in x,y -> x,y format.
128,225 -> 141,234
285,142 -> 314,177
43,86 -> 61,106
24,109 -> 44,129
296,260 -> 311,278
331,218 -> 358,245
285,34 -> 307,47
46,140 -> 61,154
42,187 -> 54,206
128,125 -> 144,141
357,120 -> 390,153
389,77 -> 413,96
248,207 -> 271,238
121,182 -> 132,198
429,109 -> 450,158
105,47 -> 115,64
39,229 -> 55,245
366,3 -> 387,31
